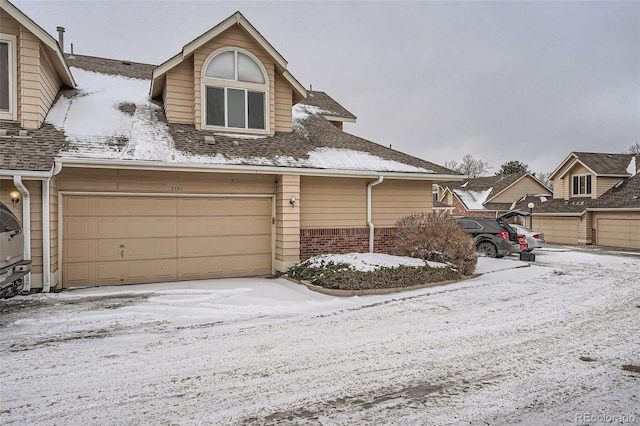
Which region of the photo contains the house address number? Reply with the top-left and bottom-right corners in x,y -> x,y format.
170,186 -> 184,192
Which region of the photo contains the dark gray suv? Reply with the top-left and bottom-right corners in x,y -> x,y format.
455,217 -> 520,258
1,201 -> 31,298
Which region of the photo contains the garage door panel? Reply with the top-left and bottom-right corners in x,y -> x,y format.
536,218 -> 578,243
95,197 -> 121,215
64,240 -> 94,262
178,234 -> 270,257
125,238 -> 176,259
123,197 -> 177,216
177,254 -> 270,279
64,264 -> 91,285
123,217 -> 176,238
96,263 -> 120,283
64,217 -> 93,238
96,217 -> 120,238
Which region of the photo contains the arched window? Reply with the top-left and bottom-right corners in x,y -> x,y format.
202,50 -> 267,131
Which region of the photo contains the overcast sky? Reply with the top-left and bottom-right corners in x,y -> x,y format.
14,0 -> 640,175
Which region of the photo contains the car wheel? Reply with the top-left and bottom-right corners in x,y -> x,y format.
477,241 -> 498,258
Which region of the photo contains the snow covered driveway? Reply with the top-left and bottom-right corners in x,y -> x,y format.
1,249 -> 639,425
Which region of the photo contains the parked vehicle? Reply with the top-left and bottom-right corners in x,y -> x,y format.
455,217 -> 520,258
510,223 -> 546,251
1,202 -> 31,298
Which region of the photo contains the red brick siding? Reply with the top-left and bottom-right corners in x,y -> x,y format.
300,228 -> 396,260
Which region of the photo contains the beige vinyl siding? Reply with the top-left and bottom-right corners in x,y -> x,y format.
57,168 -> 275,195
274,73 -> 293,132
300,176 -> 367,229
534,217 -> 579,244
193,26 -> 276,132
39,46 -> 61,124
490,177 -> 550,203
164,59 -> 194,124
594,176 -> 623,198
594,212 -> 640,249
19,26 -> 40,129
552,177 -> 567,200
371,180 -> 432,226
275,174 -> 300,268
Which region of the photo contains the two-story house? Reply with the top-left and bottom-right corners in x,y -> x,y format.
0,1 -> 461,293
513,152 -> 639,248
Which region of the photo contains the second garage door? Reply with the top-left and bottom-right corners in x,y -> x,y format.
62,195 -> 272,287
596,218 -> 640,249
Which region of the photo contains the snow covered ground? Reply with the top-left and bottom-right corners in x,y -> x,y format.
1,248 -> 639,425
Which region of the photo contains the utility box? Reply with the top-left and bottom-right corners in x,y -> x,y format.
519,252 -> 536,262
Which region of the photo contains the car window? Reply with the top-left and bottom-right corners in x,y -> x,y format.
0,203 -> 21,232
459,220 -> 479,230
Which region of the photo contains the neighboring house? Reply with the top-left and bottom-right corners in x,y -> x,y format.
434,172 -> 551,218
512,152 -> 640,248
0,2 -> 461,292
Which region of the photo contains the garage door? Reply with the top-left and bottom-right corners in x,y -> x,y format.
62,195 -> 272,287
596,218 -> 640,249
534,217 -> 579,244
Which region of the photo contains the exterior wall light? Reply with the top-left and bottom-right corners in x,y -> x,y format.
9,190 -> 21,206
289,196 -> 296,207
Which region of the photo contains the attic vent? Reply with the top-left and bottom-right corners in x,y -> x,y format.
633,195 -> 639,200
204,135 -> 215,145
18,130 -> 29,137
121,61 -> 131,66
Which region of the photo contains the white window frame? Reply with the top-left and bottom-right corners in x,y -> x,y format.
201,48 -> 269,134
0,34 -> 18,121
572,174 -> 592,197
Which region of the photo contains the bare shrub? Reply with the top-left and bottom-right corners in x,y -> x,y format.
393,213 -> 477,275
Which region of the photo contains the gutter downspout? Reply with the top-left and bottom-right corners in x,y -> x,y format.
13,176 -> 31,293
367,176 -> 384,253
41,162 -> 63,292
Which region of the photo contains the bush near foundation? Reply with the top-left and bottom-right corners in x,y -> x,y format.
392,213 -> 477,275
287,260 -> 461,290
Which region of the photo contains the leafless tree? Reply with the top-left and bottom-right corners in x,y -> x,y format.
444,154 -> 491,178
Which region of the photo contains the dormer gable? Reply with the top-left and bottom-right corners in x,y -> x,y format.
150,11 -> 306,136
550,152 -> 639,200
0,0 -> 75,128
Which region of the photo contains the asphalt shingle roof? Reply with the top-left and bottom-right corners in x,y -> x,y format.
570,152 -> 638,176
437,173 -> 544,202
0,122 -> 67,172
15,54 -> 459,176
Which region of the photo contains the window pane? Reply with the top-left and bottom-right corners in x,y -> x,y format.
247,91 -> 265,129
227,88 -> 245,128
0,42 -> 9,112
206,86 -> 225,126
205,51 -> 235,80
237,52 -> 265,84
586,175 -> 592,194
573,176 -> 579,195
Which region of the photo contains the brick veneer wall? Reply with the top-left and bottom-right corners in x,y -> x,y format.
300,228 -> 396,260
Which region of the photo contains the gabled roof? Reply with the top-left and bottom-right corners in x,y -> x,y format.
0,0 -> 75,88
437,173 -> 550,206
550,152 -> 639,180
149,11 -> 306,103
31,55 -> 461,179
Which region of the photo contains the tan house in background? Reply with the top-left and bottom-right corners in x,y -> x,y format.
434,172 -> 551,218
0,2 -> 461,293
513,152 -> 640,248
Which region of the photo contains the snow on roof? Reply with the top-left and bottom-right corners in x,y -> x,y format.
627,156 -> 636,175
454,188 -> 493,210
45,68 -> 434,174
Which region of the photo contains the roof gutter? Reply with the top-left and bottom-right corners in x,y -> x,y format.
367,176 -> 384,253
56,158 -> 464,181
12,176 -> 31,293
